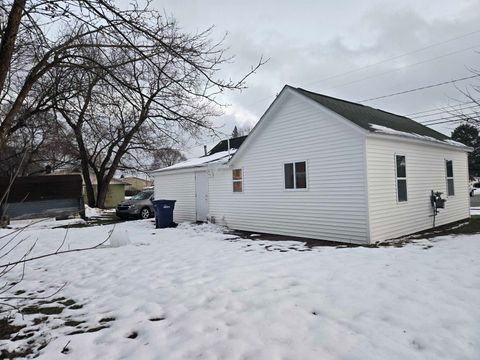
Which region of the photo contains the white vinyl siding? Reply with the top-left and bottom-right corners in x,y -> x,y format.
208,92 -> 369,244
367,137 -> 469,243
154,170 -> 196,223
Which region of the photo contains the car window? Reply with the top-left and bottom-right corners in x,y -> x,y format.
131,191 -> 153,200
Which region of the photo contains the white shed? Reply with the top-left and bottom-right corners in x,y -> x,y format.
153,85 -> 471,244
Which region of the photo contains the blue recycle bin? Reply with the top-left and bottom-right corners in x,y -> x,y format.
151,200 -> 176,228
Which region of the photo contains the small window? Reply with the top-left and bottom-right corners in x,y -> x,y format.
295,162 -> 307,188
284,163 -> 294,189
232,169 -> 243,192
395,155 -> 407,202
446,160 -> 454,196
284,161 -> 307,189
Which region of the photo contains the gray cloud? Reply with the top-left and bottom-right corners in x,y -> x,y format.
151,0 -> 480,156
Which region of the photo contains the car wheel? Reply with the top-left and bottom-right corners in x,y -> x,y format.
140,207 -> 151,219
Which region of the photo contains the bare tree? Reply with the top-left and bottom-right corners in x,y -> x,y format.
0,111 -> 78,177
48,16 -> 262,208
1,1 -> 264,208
454,69 -> 480,125
0,0 -> 264,150
150,148 -> 186,169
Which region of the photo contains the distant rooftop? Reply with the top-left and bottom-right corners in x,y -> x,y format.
152,150 -> 237,173
208,135 -> 248,155
152,135 -> 248,173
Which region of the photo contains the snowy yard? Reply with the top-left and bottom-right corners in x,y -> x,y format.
1,219 -> 479,359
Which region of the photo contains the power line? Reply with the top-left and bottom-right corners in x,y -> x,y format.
403,100 -> 478,116
413,104 -> 480,119
303,29 -> 480,88
358,74 -> 480,103
321,44 -> 480,92
425,119 -> 464,126
246,29 -> 480,108
424,117 -> 480,126
420,111 -> 480,125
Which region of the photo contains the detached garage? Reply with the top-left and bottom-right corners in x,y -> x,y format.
153,85 -> 471,244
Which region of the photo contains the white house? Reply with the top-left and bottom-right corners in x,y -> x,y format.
152,85 -> 471,244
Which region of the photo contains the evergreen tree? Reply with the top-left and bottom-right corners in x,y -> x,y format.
231,126 -> 240,138
451,124 -> 480,177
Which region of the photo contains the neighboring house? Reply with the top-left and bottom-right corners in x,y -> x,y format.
152,85 -> 471,244
123,176 -> 153,194
0,175 -> 84,220
83,177 -> 129,208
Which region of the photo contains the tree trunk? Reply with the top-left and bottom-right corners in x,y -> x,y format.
0,0 -> 25,94
96,179 -> 110,209
0,0 -> 26,150
0,57 -> 51,149
81,164 -> 96,208
76,133 -> 95,207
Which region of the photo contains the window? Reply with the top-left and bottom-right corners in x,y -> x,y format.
284,161 -> 307,189
232,169 -> 243,192
446,160 -> 454,196
395,155 -> 407,202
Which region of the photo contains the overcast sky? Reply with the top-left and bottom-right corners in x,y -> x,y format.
152,0 -> 480,156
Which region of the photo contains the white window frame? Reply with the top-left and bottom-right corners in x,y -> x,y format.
283,160 -> 308,191
395,154 -> 407,203
232,168 -> 243,193
445,159 -> 454,196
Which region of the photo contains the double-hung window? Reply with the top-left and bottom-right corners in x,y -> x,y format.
232,169 -> 243,192
284,161 -> 307,189
395,155 -> 407,202
446,160 -> 454,196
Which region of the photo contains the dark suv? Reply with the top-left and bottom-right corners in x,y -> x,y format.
116,190 -> 154,219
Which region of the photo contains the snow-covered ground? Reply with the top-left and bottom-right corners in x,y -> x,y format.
1,220 -> 479,359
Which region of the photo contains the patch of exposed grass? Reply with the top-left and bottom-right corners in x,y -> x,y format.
404,217 -> 480,240
69,304 -> 83,310
32,317 -> 48,325
86,325 -> 109,333
127,331 -> 138,339
64,319 -> 85,327
59,299 -> 76,307
21,306 -> 64,315
0,318 -> 26,340
99,317 -> 115,323
148,317 -> 165,322
67,325 -> 109,336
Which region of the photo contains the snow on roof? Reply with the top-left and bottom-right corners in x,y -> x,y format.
369,124 -> 468,149
152,150 -> 236,173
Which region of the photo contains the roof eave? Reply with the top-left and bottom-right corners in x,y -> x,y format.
150,164 -> 207,175
367,132 -> 473,152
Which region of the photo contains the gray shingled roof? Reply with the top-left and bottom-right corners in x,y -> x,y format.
208,135 -> 247,155
294,87 -> 454,143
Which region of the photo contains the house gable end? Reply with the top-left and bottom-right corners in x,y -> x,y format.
229,86 -> 367,166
